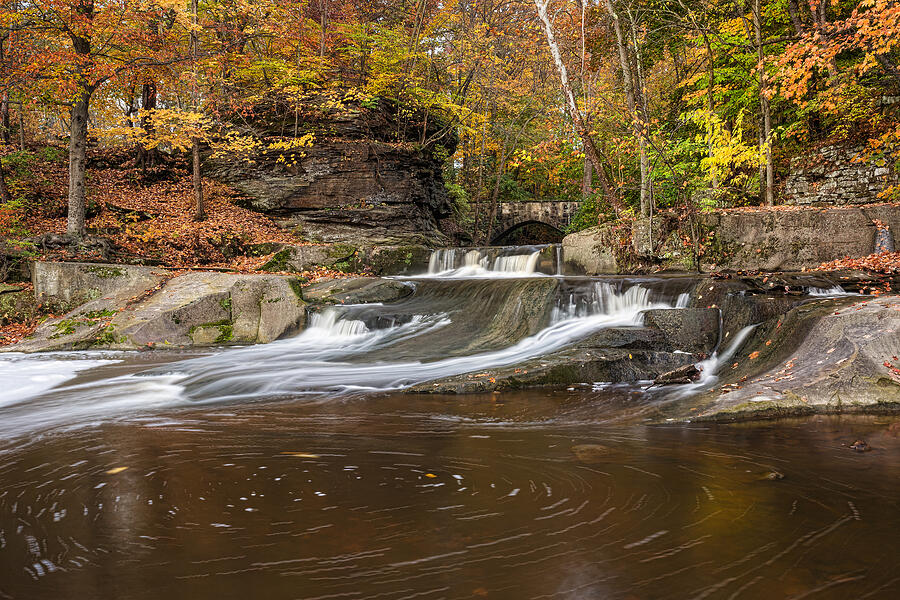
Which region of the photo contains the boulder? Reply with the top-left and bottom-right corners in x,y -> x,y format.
561,226 -> 618,274
682,296 -> 900,421
110,272 -> 307,348
5,269 -> 307,352
258,244 -> 357,272
642,308 -> 720,354
32,261 -> 167,313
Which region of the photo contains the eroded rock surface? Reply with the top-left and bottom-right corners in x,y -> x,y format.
685,296 -> 900,420
207,93 -> 456,246
6,265 -> 307,352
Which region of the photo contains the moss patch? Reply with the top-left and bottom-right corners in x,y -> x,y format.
259,248 -> 293,272
84,265 -> 125,279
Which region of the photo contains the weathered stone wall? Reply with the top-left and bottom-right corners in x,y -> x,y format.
784,145 -> 896,205
562,204 -> 900,274
700,205 -> 900,271
207,93 -> 457,246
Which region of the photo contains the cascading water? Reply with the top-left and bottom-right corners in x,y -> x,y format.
424,245 -> 561,277
0,278 -> 688,438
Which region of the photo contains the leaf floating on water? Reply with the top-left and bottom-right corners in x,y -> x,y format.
749,351 -> 760,359
105,467 -> 129,475
424,473 -> 437,478
280,452 -> 320,458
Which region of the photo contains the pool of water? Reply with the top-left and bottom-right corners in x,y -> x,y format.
1,388 -> 898,599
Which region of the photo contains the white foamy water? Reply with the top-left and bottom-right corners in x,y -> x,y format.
423,246 -> 554,278
808,285 -> 852,297
667,324 -> 757,398
0,282 -> 679,438
0,354 -> 119,408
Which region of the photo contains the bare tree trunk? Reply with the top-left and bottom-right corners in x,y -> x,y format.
192,140 -> 204,220
582,158 -> 592,199
603,0 -> 648,215
17,102 -> 24,150
67,89 -> 90,236
533,0 -> 624,214
751,0 -> 774,205
625,5 -> 652,216
139,82 -> 158,170
703,36 -> 718,190
786,0 -> 804,35
190,0 -> 204,221
0,92 -> 9,145
0,157 -> 10,204
318,0 -> 328,58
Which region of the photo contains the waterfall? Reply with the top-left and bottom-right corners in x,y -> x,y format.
424,245 -> 559,277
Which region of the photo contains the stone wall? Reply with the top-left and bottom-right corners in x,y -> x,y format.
700,205 -> 900,271
784,145 -> 896,205
562,204 -> 900,274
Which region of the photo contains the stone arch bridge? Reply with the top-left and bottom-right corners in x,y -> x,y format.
484,201 -> 581,243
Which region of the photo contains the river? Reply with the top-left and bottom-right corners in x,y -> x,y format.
1,245 -> 897,599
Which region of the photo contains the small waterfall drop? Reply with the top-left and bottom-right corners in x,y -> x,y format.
424,245 -> 560,277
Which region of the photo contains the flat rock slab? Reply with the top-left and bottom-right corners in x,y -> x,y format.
111,272 -> 307,348
302,277 -> 414,305
6,265 -> 307,352
407,348 -> 701,394
259,244 -> 356,272
33,261 -> 168,312
687,296 -> 900,421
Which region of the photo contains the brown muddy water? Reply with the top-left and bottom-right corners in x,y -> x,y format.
1,390 -> 899,600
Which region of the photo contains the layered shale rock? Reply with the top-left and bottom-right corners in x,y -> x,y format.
207,91 -> 457,246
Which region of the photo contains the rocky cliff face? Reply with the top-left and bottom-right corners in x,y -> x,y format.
207,92 -> 457,246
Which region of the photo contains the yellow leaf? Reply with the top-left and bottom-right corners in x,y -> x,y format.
424,473 -> 437,478
106,467 -> 129,475
280,452 -> 319,458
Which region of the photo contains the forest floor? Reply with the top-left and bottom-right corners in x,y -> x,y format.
1,145 -> 308,271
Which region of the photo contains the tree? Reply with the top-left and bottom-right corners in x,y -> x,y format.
533,0 -> 625,214
3,0 -> 183,236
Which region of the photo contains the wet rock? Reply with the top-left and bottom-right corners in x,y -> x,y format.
575,327 -> 664,351
407,348 -> 701,394
643,308 -> 719,354
849,440 -> 872,452
561,226 -> 618,275
654,364 -> 701,385
302,277 -> 414,305
571,444 -> 614,464
681,295 -> 900,422
4,268 -> 307,352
